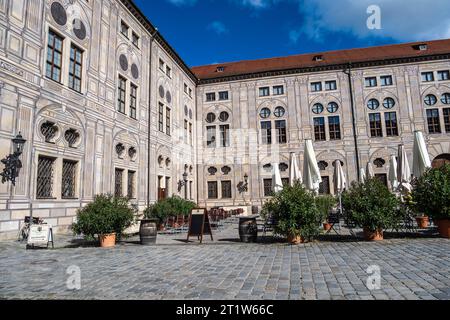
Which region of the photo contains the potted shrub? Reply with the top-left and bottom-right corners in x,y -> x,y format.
144,196 -> 197,231
404,193 -> 429,229
315,195 -> 337,231
261,182 -> 321,244
72,194 -> 136,248
342,178 -> 400,241
411,164 -> 450,238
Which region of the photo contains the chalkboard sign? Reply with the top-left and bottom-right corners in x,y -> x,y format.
187,208 -> 213,243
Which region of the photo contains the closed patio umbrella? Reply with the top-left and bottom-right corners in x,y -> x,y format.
272,163 -> 284,194
289,153 -> 302,186
388,155 -> 399,190
303,140 -> 322,193
359,168 -> 367,183
397,144 -> 412,192
366,162 -> 375,179
333,160 -> 347,194
412,131 -> 432,178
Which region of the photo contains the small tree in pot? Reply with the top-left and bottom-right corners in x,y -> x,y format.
411,164 -> 450,238
261,182 -> 321,244
316,195 -> 337,231
342,178 -> 400,241
72,194 -> 136,248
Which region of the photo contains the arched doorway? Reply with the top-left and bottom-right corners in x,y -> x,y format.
432,154 -> 450,168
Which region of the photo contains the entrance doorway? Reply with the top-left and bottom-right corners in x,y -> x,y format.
432,154 -> 450,168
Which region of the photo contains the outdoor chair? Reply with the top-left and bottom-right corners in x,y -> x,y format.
325,210 -> 341,235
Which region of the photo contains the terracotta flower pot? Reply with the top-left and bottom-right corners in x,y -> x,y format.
436,219 -> 450,238
323,223 -> 332,231
157,224 -> 165,231
363,228 -> 384,241
99,233 -> 116,248
415,216 -> 429,229
287,234 -> 305,245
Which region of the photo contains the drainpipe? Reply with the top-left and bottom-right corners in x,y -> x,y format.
343,63 -> 361,182
147,29 -> 158,207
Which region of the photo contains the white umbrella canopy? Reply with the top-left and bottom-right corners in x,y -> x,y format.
413,131 -> 432,178
289,153 -> 302,186
272,163 -> 284,194
333,160 -> 347,194
359,168 -> 367,183
366,162 -> 375,179
388,155 -> 399,190
303,140 -> 322,193
397,144 -> 412,192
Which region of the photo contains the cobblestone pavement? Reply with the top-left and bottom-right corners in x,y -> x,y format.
1,219 -> 450,300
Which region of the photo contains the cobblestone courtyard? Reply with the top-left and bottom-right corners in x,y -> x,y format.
1,221 -> 450,300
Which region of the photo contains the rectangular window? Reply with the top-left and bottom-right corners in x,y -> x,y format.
117,76 -> 127,114
189,123 -> 193,145
314,117 -> 326,141
62,160 -> 77,199
365,77 -> 377,87
219,91 -> 229,101
166,66 -> 171,78
130,83 -> 137,119
206,92 -> 216,102
437,70 -> 450,81
421,72 -> 434,82
68,45 -> 83,92
159,59 -> 164,71
263,179 -> 273,197
427,109 -> 441,134
189,181 -> 193,200
120,21 -> 129,37
221,181 -> 232,199
444,108 -> 450,132
325,80 -> 337,91
184,83 -> 188,93
184,120 -> 188,144
259,87 -> 270,97
380,75 -> 393,86
206,126 -> 216,148
37,156 -> 55,199
207,181 -> 218,199
115,168 -> 124,197
273,85 -> 284,95
282,178 -> 290,187
261,121 -> 272,145
189,88 -> 193,98
46,30 -> 63,82
328,116 -> 341,140
158,102 -> 164,132
275,120 -> 287,144
131,32 -> 139,47
166,107 -> 171,135
127,170 -> 136,199
369,113 -> 383,137
311,82 -> 322,92
220,124 -> 230,147
319,176 -> 330,195
385,112 -> 399,136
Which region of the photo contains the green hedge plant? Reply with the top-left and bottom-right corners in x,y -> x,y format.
411,164 -> 450,220
72,194 -> 136,241
144,196 -> 197,225
315,195 -> 337,223
261,182 -> 322,241
341,178 -> 400,232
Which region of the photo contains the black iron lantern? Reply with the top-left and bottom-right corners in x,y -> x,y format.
183,171 -> 188,183
12,132 -> 26,155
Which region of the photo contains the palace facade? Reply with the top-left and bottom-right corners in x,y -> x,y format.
0,0 -> 449,238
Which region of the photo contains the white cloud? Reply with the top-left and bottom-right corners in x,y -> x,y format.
207,21 -> 229,35
166,0 -> 198,6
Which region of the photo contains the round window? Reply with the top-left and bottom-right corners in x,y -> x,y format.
441,93 -> 450,105
367,99 -> 380,110
327,102 -> 339,113
219,111 -> 229,122
424,94 -> 437,106
312,103 -> 324,114
259,108 -> 271,119
206,113 -> 216,123
383,98 -> 396,109
274,106 -> 286,117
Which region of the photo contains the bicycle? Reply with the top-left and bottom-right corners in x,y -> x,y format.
17,216 -> 43,242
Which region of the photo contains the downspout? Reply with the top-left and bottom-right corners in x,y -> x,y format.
343,63 -> 361,182
147,29 -> 158,207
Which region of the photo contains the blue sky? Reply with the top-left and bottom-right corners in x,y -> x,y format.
133,0 -> 450,67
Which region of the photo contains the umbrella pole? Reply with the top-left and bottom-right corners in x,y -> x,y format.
339,192 -> 343,230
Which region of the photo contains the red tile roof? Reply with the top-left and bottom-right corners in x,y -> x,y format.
191,39 -> 450,81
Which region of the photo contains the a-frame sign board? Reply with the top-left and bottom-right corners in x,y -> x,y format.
187,208 -> 213,244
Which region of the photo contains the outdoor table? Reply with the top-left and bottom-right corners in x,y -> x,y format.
239,215 -> 259,243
